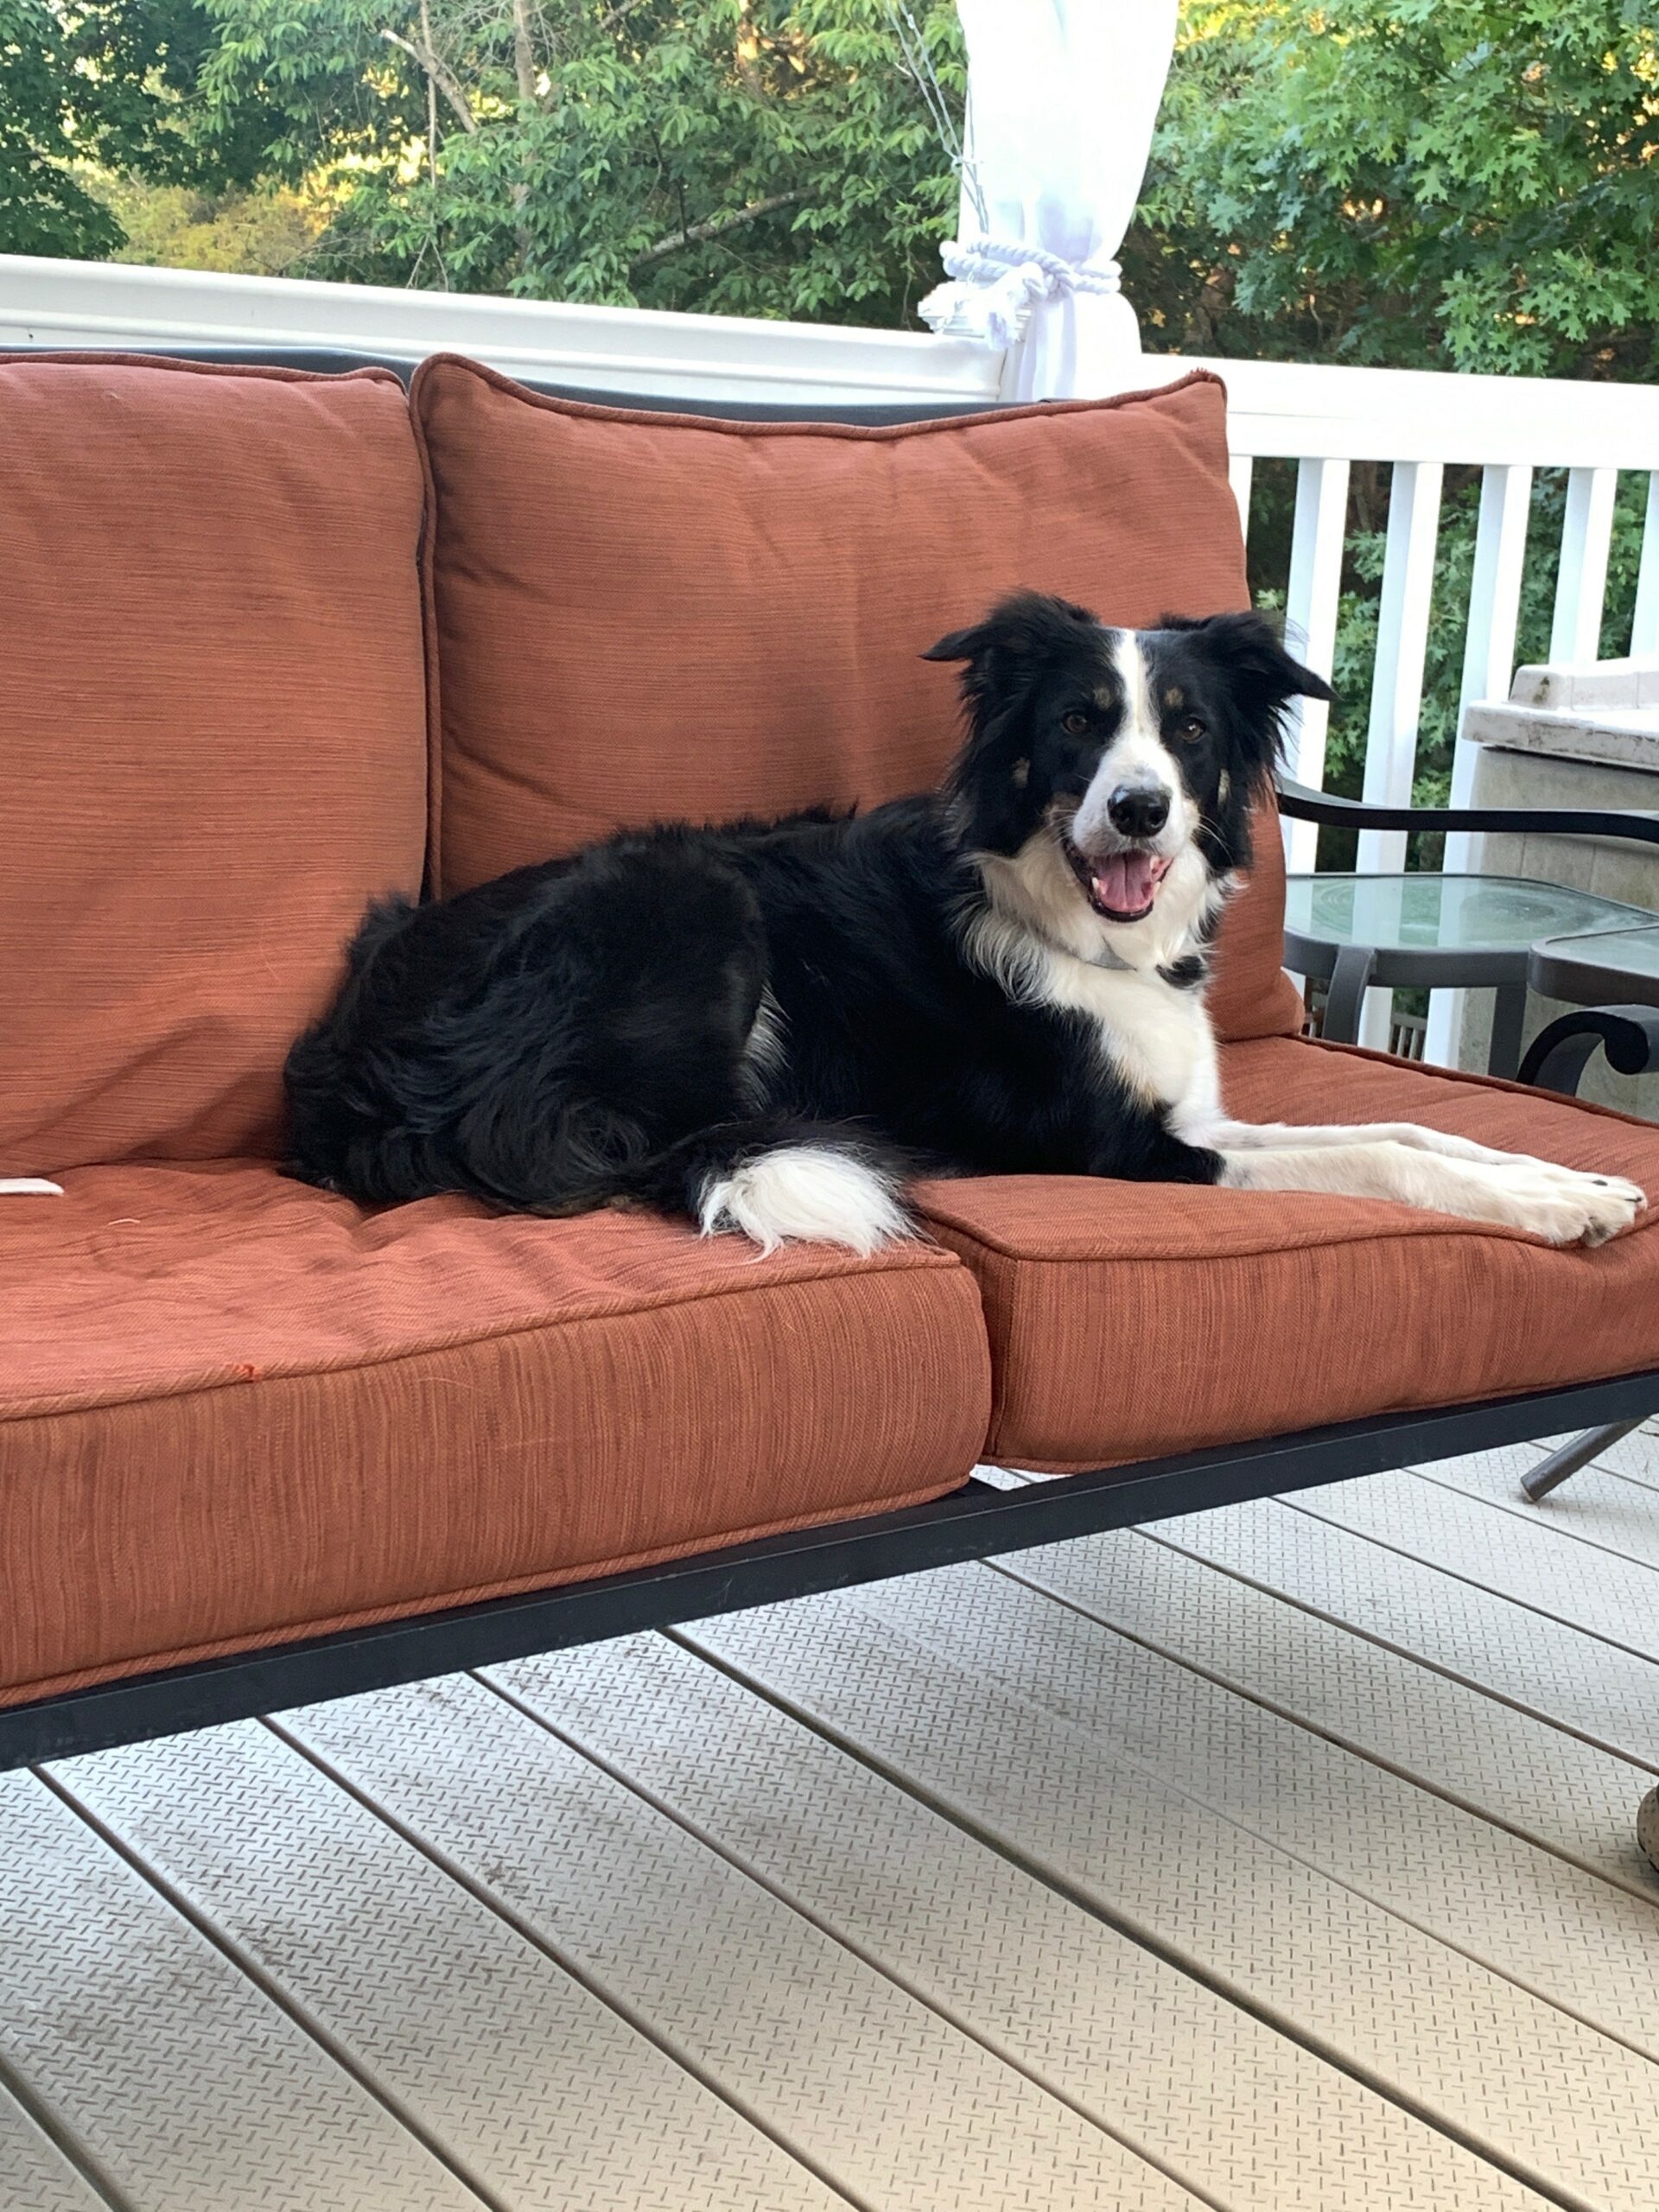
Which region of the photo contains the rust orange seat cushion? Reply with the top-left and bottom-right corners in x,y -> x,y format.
914,1037 -> 1659,1473
0,354 -> 429,1177
412,353 -> 1300,1044
0,1167 -> 989,1707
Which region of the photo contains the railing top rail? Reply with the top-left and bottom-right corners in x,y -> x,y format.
0,253 -> 1001,409
9,255 -> 1659,467
1153,353 -> 1659,473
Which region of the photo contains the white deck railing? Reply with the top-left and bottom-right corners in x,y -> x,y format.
0,254 -> 1001,408
1205,354 -> 1659,869
8,254 -> 1659,1062
1198,353 -> 1659,1051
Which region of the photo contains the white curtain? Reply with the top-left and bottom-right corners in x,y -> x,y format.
921,0 -> 1180,399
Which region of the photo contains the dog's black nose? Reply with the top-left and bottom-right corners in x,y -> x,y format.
1106,785 -> 1171,838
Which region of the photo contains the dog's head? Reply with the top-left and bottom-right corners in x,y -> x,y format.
925,592 -> 1332,966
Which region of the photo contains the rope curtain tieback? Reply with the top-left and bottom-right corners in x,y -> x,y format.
919,237 -> 1123,350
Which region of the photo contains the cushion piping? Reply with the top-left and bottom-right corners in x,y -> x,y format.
1303,1032 -> 1659,1120
921,1203 -> 1656,1268
0,1466 -> 973,1710
413,385 -> 445,892
0,351 -> 404,390
0,1233 -> 976,1422
999,1338 -> 1659,1478
410,350 -> 1227,442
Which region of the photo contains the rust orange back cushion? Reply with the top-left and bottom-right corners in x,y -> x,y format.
415,353 -> 1300,1043
0,356 -> 429,1175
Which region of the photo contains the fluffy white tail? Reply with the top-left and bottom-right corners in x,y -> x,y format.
699,1142 -> 910,1256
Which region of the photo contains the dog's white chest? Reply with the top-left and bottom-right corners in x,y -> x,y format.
1035,955 -> 1216,1111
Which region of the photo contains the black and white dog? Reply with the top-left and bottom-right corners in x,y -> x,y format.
285,594 -> 1643,1251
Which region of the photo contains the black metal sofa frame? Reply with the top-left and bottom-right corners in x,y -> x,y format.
3,343 -> 1656,1773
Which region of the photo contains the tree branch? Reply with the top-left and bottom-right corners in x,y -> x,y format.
511,0 -> 537,107
595,0 -> 655,35
631,190 -> 805,271
419,0 -> 439,178
380,25 -> 479,135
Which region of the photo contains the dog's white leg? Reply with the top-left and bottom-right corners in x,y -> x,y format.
0,1178 -> 61,1196
1203,1117 -> 1522,1163
1219,1141 -> 1645,1247
1169,1063 -> 1514,1166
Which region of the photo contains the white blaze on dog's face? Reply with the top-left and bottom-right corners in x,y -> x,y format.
1063,628 -> 1204,947
928,594 -> 1332,975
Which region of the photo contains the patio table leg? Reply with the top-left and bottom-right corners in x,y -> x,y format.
1322,942 -> 1376,1046
1521,1415 -> 1643,1501
1487,981 -> 1528,1079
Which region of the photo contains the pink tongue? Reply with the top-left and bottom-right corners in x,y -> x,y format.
1092,852 -> 1157,913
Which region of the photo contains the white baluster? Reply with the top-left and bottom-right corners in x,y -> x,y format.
1449,463 -> 1535,825
1354,461 -> 1444,1048
1630,471 -> 1659,656
1423,462 -> 1533,1068
1550,465 -> 1618,663
1357,461 -> 1444,877
1281,456 -> 1349,874
1228,452 -> 1254,549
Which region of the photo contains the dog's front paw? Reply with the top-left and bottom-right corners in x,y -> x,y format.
1565,1170 -> 1646,1247
1489,1160 -> 1646,1247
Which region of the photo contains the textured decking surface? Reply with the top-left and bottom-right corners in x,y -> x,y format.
3,1424 -> 1656,2211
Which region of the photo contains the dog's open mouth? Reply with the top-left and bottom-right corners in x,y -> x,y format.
1063,838 -> 1172,925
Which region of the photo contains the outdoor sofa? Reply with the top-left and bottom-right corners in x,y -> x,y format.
3,345 -> 1658,1774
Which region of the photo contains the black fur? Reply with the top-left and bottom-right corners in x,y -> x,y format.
285,595 -> 1331,1231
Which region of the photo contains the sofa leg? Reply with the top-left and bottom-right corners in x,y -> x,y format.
1521,1416 -> 1643,1501
1640,1789 -> 1659,1876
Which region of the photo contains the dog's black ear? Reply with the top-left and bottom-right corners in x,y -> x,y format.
923,591 -> 1102,671
1160,609 -> 1334,706
921,624 -> 988,664
933,595 -> 1102,855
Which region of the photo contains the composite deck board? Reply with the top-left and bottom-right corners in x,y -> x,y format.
1147,1497 -> 1659,1766
5,1439 -> 1656,2212
488,1631 -> 1544,2211
1600,1422 -> 1659,1488
1285,1469 -> 1659,1660
48,1719 -> 841,2212
1408,1441 -> 1659,1573
842,1562 -> 1659,2058
690,1581 -> 1659,2212
0,2082 -> 112,2212
0,1771 -> 482,2212
280,1673 -> 1202,2212
992,1522 -> 1658,1899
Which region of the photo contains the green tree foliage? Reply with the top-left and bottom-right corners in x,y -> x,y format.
188,0 -> 962,321
10,2 -> 1656,844
1134,0 -> 1659,380
93,173 -> 326,269
0,0 -> 267,255
1122,3 -> 1659,829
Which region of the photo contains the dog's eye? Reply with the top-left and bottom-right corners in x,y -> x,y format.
1177,716 -> 1206,741
1060,709 -> 1090,735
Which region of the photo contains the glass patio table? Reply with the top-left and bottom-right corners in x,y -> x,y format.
1529,921 -> 1659,1012
1281,873 -> 1655,1077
